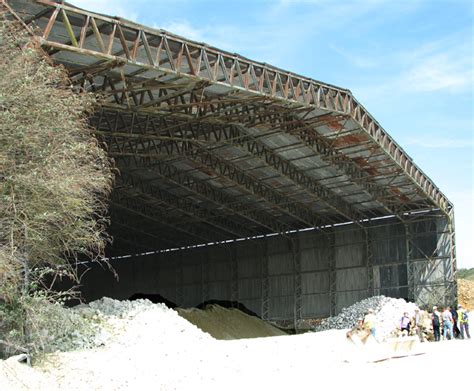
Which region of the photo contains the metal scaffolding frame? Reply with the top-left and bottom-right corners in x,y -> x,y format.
3,0 -> 457,314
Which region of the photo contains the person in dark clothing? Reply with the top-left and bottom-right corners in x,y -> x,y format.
450,306 -> 460,338
432,306 -> 441,342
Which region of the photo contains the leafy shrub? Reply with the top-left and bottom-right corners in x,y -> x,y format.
0,13 -> 113,358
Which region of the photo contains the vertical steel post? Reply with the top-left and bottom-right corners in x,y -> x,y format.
448,209 -> 457,305
404,222 -> 415,302
328,229 -> 337,316
290,237 -> 302,330
364,226 -> 374,298
230,245 -> 238,304
175,253 -> 184,306
201,251 -> 209,304
261,242 -> 269,320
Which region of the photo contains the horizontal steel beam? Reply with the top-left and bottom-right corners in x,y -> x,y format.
119,157 -> 306,235
93,108 -> 405,218
117,173 -> 256,239
111,193 -> 222,244
11,0 -> 450,215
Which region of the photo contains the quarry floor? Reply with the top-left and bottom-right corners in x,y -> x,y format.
1,305 -> 472,390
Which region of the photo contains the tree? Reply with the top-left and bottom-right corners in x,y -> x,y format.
0,14 -> 113,355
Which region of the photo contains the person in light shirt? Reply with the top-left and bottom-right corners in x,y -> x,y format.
457,304 -> 471,339
363,308 -> 376,337
400,312 -> 411,335
441,306 -> 454,340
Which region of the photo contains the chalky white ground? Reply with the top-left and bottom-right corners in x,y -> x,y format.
0,298 -> 472,391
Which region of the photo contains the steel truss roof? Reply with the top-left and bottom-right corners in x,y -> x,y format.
4,0 -> 454,254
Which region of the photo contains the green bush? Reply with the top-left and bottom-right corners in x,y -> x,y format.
458,268 -> 474,281
0,13 -> 113,358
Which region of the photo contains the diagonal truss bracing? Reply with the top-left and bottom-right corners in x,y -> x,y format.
14,0 -> 452,216
93,108 -> 423,220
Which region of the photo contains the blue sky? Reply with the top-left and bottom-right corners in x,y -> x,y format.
71,0 -> 473,268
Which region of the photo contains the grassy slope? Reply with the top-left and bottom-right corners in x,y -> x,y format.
457,268 -> 474,281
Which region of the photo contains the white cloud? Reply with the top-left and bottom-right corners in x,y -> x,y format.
160,20 -> 206,42
328,44 -> 379,69
353,33 -> 473,100
401,44 -> 473,93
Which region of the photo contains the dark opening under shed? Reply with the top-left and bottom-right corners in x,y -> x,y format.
5,0 -> 457,322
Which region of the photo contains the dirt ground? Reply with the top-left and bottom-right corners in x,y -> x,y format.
177,304 -> 286,339
1,305 -> 472,391
458,278 -> 474,310
1,330 -> 472,390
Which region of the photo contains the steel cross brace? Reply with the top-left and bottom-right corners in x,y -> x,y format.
110,192 -> 221,244
117,173 -> 254,239
93,110 -> 336,231
109,211 -> 189,249
117,157 -> 297,236
17,0 -> 452,215
94,107 -> 401,222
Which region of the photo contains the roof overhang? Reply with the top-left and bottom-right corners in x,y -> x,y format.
3,0 -> 454,253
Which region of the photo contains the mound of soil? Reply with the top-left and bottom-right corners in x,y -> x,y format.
177,304 -> 287,340
458,279 -> 474,310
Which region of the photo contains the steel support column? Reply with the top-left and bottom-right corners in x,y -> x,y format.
404,222 -> 415,302
201,252 -> 209,304
328,230 -> 337,316
447,209 -> 457,304
175,253 -> 184,305
290,238 -> 302,330
364,227 -> 374,297
230,246 -> 238,304
261,242 -> 270,320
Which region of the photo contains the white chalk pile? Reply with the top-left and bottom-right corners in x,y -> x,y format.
314,295 -> 419,340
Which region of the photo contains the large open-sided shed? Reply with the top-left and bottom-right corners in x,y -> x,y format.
5,0 -> 457,320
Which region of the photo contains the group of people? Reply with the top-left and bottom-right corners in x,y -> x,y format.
398,309 -> 426,340
431,304 -> 471,341
361,304 -> 471,342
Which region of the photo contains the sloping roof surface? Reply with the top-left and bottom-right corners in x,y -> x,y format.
5,0 -> 453,253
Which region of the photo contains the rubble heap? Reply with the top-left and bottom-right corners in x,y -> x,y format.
314,296 -> 420,340
68,297 -> 211,351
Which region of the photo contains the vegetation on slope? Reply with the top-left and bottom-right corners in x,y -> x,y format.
457,268 -> 474,281
0,14 -> 113,358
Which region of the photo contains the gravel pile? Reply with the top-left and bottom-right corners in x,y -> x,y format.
67,297 -> 211,351
314,295 -> 420,340
86,297 -> 169,318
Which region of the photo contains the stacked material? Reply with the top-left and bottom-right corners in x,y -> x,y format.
177,304 -> 287,339
314,296 -> 419,341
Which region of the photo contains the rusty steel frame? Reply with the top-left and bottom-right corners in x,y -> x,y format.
94,109 -> 371,223
15,0 -> 451,214
90,108 -> 430,238
117,172 -> 255,239
2,0 -> 457,311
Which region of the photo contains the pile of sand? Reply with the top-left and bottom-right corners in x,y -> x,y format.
177,304 -> 286,339
458,279 -> 474,310
1,297 -> 473,391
